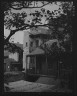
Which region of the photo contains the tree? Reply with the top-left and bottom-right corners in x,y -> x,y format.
3,1 -> 74,47
47,2 -> 74,53
3,1 -> 74,89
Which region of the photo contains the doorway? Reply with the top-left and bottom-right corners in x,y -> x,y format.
36,56 -> 47,75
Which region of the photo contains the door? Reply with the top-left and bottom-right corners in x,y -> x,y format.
41,56 -> 48,75
36,56 -> 42,74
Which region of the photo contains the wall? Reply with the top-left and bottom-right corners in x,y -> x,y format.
23,30 -> 30,70
29,37 -> 44,52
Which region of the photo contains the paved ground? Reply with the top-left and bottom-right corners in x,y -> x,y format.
4,80 -> 55,92
4,72 -> 72,92
36,76 -> 57,85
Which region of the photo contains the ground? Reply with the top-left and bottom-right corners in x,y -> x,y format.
4,71 -> 72,92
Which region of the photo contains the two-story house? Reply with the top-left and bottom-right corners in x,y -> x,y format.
23,27 -> 72,91
23,27 -> 52,75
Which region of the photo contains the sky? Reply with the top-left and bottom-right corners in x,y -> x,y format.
4,1 -> 62,44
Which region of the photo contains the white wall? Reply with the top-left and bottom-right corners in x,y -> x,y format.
23,30 -> 30,70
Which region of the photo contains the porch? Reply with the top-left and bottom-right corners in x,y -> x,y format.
26,47 -> 59,77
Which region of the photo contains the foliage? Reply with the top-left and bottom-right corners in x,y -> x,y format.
46,2 -> 74,53
3,1 -> 74,53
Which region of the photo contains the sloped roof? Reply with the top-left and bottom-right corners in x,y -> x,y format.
27,47 -> 45,56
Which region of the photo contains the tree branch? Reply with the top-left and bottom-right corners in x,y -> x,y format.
4,25 -> 29,44
10,2 -> 51,10
4,23 -> 53,44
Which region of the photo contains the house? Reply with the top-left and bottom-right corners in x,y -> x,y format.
23,27 -> 50,70
26,40 -> 60,76
23,27 -> 54,75
4,43 -> 23,72
23,26 -> 72,78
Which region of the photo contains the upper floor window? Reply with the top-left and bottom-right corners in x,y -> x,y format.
26,42 -> 28,47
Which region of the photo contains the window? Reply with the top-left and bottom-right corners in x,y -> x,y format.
36,40 -> 39,47
30,42 -> 33,47
26,42 -> 28,47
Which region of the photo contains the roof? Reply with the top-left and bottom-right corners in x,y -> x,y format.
27,39 -> 60,56
29,27 -> 52,35
27,47 -> 45,56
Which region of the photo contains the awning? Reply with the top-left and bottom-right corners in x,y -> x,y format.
27,47 -> 45,56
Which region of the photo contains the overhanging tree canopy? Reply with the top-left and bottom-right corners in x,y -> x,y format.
3,1 -> 74,52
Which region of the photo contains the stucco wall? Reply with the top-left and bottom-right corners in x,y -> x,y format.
23,31 -> 30,51
23,30 -> 30,70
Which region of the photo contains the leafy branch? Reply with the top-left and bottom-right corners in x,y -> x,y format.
10,2 -> 51,10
